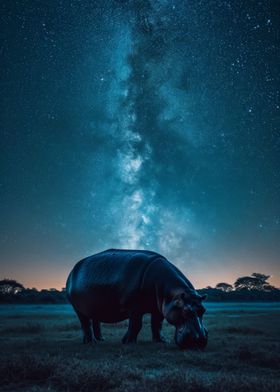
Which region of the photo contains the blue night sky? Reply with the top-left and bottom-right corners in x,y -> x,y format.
0,0 -> 279,289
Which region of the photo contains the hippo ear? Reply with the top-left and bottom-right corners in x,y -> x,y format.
192,291 -> 207,301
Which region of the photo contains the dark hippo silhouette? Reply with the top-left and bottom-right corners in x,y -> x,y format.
66,249 -> 208,349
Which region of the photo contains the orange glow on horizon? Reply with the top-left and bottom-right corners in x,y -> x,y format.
6,263 -> 279,291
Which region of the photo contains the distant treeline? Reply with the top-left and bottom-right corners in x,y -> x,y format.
0,284 -> 67,304
0,272 -> 280,304
198,272 -> 280,302
197,287 -> 280,302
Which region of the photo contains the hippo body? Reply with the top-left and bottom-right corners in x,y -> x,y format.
66,249 -> 207,348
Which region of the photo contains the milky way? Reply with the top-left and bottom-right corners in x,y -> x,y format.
0,1 -> 279,288
105,2 -> 201,263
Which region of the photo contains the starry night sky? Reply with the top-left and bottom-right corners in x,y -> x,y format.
1,0 -> 279,289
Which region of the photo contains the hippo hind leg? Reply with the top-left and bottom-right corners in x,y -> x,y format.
122,313 -> 143,344
74,309 -> 96,344
92,320 -> 104,341
151,312 -> 166,343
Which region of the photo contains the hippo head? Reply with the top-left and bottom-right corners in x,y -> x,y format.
163,291 -> 208,350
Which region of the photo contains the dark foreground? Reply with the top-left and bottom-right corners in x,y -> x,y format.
0,303 -> 280,392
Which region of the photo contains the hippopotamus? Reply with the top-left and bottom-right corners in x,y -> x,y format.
66,249 -> 208,349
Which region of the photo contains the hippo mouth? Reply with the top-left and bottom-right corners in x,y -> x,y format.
175,324 -> 208,350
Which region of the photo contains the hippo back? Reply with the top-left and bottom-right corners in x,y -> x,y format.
66,249 -> 162,321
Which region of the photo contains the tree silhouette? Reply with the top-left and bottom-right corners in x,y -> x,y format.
0,279 -> 25,295
215,282 -> 233,292
251,273 -> 270,282
234,273 -> 274,291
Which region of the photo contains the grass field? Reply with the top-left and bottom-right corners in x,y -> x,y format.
0,303 -> 279,392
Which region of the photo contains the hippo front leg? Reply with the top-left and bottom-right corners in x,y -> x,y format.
122,313 -> 143,344
151,312 -> 166,343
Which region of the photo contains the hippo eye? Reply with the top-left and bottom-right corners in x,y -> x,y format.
183,306 -> 195,318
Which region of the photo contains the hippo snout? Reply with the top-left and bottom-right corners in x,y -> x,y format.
189,334 -> 208,350
175,325 -> 208,350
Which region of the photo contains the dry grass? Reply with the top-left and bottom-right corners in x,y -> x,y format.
0,304 -> 279,391
223,326 -> 264,335
2,322 -> 45,334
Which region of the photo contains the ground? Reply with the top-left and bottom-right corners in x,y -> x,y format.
0,303 -> 279,392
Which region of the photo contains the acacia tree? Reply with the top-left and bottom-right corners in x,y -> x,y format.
234,273 -> 274,291
251,273 -> 270,282
0,279 -> 25,295
215,282 -> 233,292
